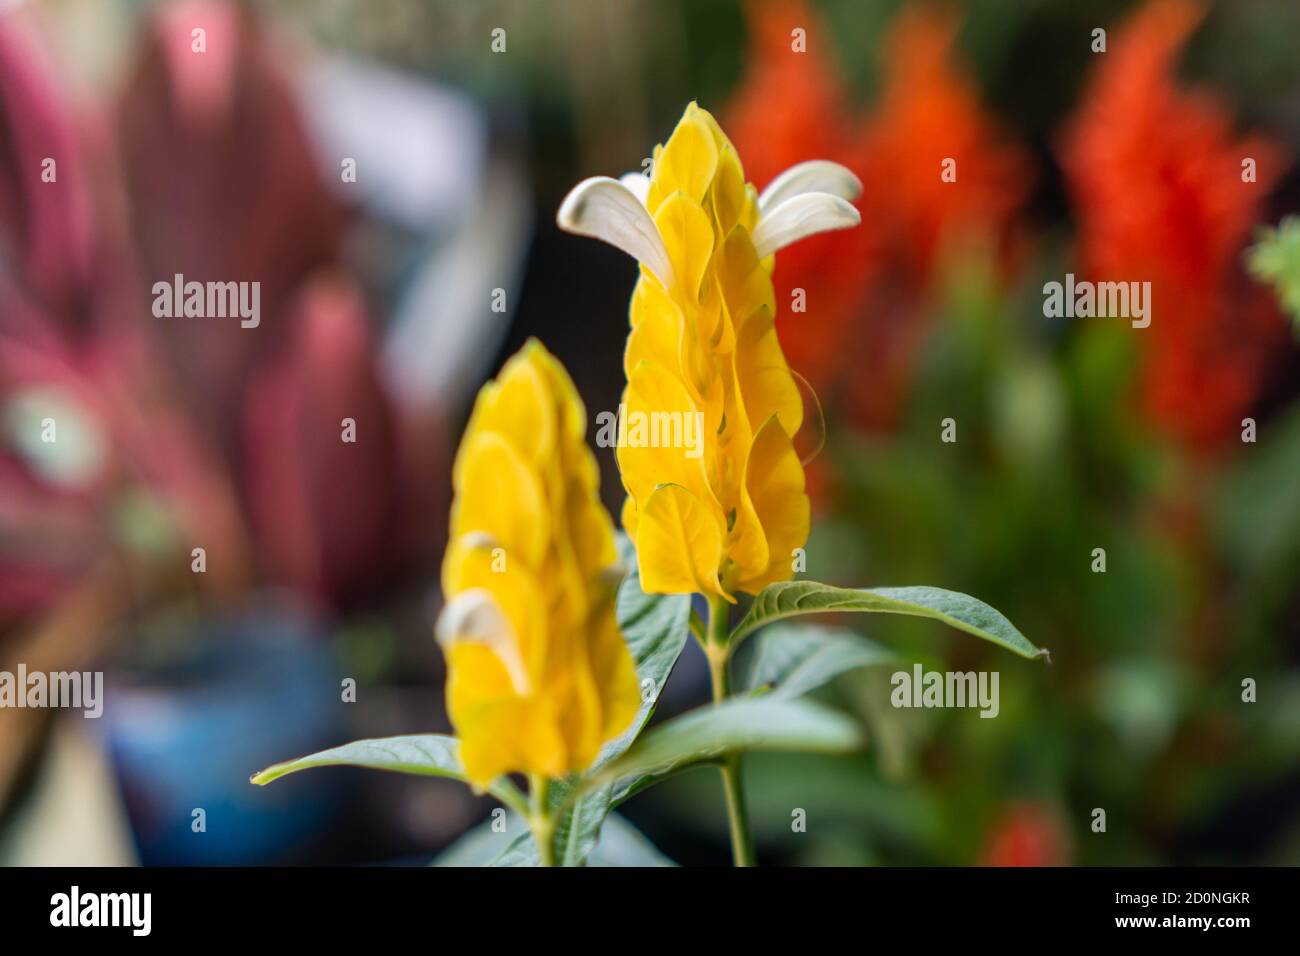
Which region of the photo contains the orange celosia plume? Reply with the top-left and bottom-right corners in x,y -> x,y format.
1059,0 -> 1286,451
850,6 -> 1030,428
725,0 -> 873,396
727,2 -> 1029,432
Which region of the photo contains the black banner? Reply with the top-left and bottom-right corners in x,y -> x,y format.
0,866 -> 1283,942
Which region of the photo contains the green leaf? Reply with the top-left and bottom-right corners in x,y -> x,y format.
548,779 -> 613,867
249,734 -> 528,817
593,697 -> 863,788
484,829 -> 537,867
729,581 -> 1047,661
431,814 -> 526,866
609,758 -> 720,807
587,813 -> 677,866
600,533 -> 692,762
436,811 -> 675,867
738,622 -> 898,698
543,533 -> 691,866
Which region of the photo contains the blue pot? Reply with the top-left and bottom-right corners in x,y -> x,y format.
101,601 -> 346,865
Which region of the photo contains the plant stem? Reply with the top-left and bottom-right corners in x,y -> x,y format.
705,594 -> 756,867
528,774 -> 556,867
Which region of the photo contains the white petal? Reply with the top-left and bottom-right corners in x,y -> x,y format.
460,530 -> 499,551
557,176 -> 674,288
758,160 -> 863,214
618,171 -> 651,206
752,192 -> 862,258
436,588 -> 531,695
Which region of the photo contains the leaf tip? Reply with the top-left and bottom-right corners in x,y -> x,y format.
249,767 -> 276,786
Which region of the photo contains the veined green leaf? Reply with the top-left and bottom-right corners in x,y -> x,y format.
249,734 -> 528,817
485,829 -> 538,867
593,697 -> 863,788
600,533 -> 692,762
609,756 -> 722,808
730,581 -> 1047,660
739,622 -> 898,698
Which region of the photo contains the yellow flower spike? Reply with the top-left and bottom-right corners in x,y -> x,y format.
558,102 -> 862,598
438,340 -> 640,787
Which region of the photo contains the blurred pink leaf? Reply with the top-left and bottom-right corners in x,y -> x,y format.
116,0 -> 346,450
244,274 -> 401,606
0,16 -> 95,328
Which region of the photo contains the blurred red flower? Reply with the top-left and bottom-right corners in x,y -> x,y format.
860,7 -> 1029,298
848,6 -> 1030,429
726,3 -> 1030,438
980,801 -> 1070,867
1059,0 -> 1286,453
725,0 -> 873,403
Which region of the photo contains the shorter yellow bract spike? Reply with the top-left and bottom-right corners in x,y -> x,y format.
439,339 -> 640,786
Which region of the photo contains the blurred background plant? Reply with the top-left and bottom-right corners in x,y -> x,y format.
1,0 -> 1298,866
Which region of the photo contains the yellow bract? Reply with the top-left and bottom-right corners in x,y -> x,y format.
439,340 -> 640,786
619,103 -> 810,600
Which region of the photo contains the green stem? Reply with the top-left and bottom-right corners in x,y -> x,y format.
528,774 -> 556,867
705,594 -> 756,867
